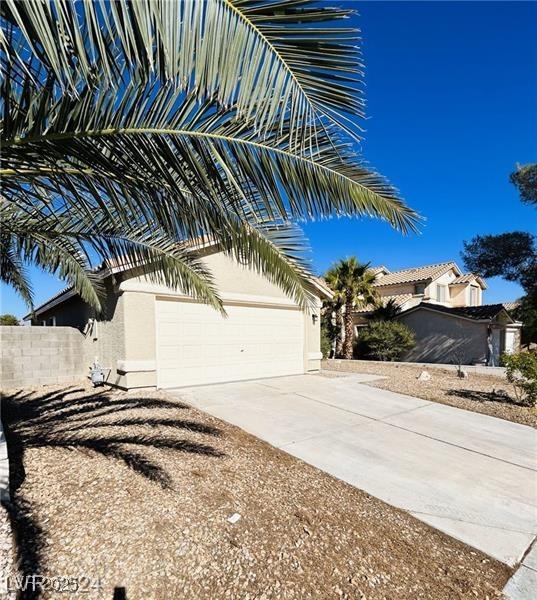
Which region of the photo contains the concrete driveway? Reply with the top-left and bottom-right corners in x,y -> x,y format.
172,372 -> 537,566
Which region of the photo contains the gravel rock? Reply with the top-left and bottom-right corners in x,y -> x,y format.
324,359 -> 537,427
417,371 -> 431,381
1,383 -> 511,598
0,506 -> 16,599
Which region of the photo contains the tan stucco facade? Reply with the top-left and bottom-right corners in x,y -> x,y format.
398,306 -> 521,365
34,251 -> 324,389
372,266 -> 485,311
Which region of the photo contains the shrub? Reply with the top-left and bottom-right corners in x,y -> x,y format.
320,323 -> 332,359
357,320 -> 415,361
0,314 -> 19,326
501,351 -> 537,406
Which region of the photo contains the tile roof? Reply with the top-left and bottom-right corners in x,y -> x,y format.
354,293 -> 413,314
404,302 -> 511,321
451,274 -> 475,284
502,301 -> 521,312
371,262 -> 460,288
451,273 -> 488,289
369,265 -> 390,276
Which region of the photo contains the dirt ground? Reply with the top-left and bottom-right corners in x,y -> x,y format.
0,383 -> 511,599
324,359 -> 537,428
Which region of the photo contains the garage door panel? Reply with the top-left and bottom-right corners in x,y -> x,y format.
156,299 -> 304,388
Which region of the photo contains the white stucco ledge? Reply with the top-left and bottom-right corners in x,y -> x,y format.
116,360 -> 156,373
0,419 -> 9,503
308,352 -> 323,360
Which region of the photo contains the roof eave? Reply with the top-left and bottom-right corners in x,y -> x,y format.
23,288 -> 78,321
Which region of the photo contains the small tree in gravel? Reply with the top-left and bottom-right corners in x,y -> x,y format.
501,352 -> 537,406
358,321 -> 415,362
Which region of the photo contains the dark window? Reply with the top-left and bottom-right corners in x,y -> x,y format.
414,283 -> 426,295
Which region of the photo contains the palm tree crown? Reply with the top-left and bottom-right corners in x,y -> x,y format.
1,1 -> 419,313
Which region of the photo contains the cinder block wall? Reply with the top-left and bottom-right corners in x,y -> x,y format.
0,326 -> 89,389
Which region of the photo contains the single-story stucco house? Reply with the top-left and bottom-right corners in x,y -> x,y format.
396,302 -> 521,366
25,245 -> 331,390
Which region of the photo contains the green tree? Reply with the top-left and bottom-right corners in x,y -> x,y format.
461,232 -> 536,289
357,321 -> 416,362
0,314 -> 19,326
510,164 -> 537,206
462,165 -> 537,344
1,1 -> 418,313
325,258 -> 379,359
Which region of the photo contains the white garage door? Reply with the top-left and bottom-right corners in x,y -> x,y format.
156,298 -> 305,388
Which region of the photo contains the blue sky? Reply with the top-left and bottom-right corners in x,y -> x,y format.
304,0 -> 537,302
1,0 -> 536,317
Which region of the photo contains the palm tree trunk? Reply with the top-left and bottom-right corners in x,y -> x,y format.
343,298 -> 354,359
335,309 -> 344,357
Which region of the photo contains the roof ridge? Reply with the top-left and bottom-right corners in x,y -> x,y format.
387,260 -> 456,274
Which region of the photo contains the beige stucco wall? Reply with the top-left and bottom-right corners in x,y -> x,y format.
375,282 -> 417,297
118,292 -> 157,388
398,309 -> 488,364
204,252 -> 296,300
423,271 -> 457,306
34,281 -> 128,387
304,296 -> 323,371
29,252 -> 323,389
117,251 -> 322,387
119,252 -> 322,384
449,284 -> 468,307
450,283 -> 482,307
119,251 -> 297,304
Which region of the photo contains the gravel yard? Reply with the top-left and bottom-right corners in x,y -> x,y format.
1,383 -> 511,599
324,359 -> 537,428
0,507 -> 15,599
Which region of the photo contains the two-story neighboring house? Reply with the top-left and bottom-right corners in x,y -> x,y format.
365,262 -> 486,313
354,261 -> 521,366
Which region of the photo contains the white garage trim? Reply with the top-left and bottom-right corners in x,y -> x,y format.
155,296 -> 305,389
120,279 -> 299,308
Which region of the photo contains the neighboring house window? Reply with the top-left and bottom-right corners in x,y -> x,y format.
469,286 -> 479,306
414,283 -> 426,295
436,284 -> 448,302
42,317 -> 56,327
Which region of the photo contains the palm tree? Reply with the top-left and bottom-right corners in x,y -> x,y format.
367,298 -> 402,321
325,258 -> 379,359
1,1 -> 419,313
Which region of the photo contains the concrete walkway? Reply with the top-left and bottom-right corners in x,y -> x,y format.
173,372 -> 537,567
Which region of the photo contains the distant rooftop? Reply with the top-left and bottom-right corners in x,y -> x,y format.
371,261 -> 461,288
354,293 -> 413,314
405,302 -> 515,321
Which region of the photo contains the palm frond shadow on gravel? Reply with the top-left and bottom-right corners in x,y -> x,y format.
1,386 -> 225,597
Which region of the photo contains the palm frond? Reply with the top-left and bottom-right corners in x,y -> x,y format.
214,219 -> 318,310
1,1 -> 420,314
0,230 -> 34,307
1,0 -> 364,143
1,75 -> 420,233
1,201 -> 226,313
